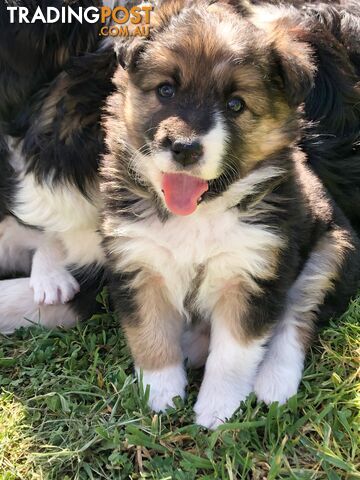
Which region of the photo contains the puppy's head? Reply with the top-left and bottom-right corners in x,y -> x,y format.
115,0 -> 315,216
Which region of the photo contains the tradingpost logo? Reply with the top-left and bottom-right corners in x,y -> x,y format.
100,5 -> 152,37
6,4 -> 153,38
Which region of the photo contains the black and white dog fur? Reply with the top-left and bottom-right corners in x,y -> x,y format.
100,0 -> 360,428
0,0 -> 117,332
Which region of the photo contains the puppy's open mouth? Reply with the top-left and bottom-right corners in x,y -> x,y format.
161,173 -> 209,216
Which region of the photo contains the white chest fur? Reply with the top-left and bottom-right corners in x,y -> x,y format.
110,202 -> 283,313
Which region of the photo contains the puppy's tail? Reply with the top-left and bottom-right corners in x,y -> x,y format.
0,278 -> 78,335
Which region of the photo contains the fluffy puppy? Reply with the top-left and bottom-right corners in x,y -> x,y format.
0,1 -> 116,332
100,0 -> 360,428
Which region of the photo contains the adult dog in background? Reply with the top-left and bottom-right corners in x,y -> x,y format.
0,0 -> 116,332
101,0 -> 360,428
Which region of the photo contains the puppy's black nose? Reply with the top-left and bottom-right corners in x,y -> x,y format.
171,139 -> 203,166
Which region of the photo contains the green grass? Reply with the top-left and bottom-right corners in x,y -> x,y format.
0,292 -> 359,480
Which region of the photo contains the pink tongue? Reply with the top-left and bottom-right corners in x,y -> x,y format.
162,173 -> 209,216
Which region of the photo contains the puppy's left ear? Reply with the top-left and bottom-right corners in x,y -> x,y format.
111,1 -> 155,70
115,0 -> 184,71
271,25 -> 316,106
116,37 -> 148,71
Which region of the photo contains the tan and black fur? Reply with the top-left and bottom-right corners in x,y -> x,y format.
100,0 -> 360,428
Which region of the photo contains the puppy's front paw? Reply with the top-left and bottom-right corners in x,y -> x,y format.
254,360 -> 302,405
30,268 -> 80,305
194,381 -> 249,429
194,393 -> 242,430
138,364 -> 187,412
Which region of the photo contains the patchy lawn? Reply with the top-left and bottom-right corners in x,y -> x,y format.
0,293 -> 359,480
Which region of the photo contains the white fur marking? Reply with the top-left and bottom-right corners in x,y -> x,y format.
200,116 -> 228,179
137,364 -> 187,412
194,321 -> 266,429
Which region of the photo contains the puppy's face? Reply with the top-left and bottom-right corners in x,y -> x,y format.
120,1 -> 314,216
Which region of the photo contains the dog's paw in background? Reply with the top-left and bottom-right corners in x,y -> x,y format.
30,238 -> 80,305
138,364 -> 187,412
30,266 -> 80,305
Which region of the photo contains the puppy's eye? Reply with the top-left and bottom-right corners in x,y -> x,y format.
227,97 -> 245,114
158,83 -> 175,98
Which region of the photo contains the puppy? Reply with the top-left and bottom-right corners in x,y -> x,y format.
100,0 -> 360,428
0,1 -> 116,332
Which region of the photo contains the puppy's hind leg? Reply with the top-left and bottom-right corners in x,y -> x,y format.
30,236 -> 80,305
254,227 -> 358,405
253,316 -> 305,405
0,278 -> 78,334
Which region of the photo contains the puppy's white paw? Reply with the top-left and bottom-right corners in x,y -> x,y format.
194,382 -> 249,430
254,360 -> 302,405
30,268 -> 80,305
138,364 -> 187,412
